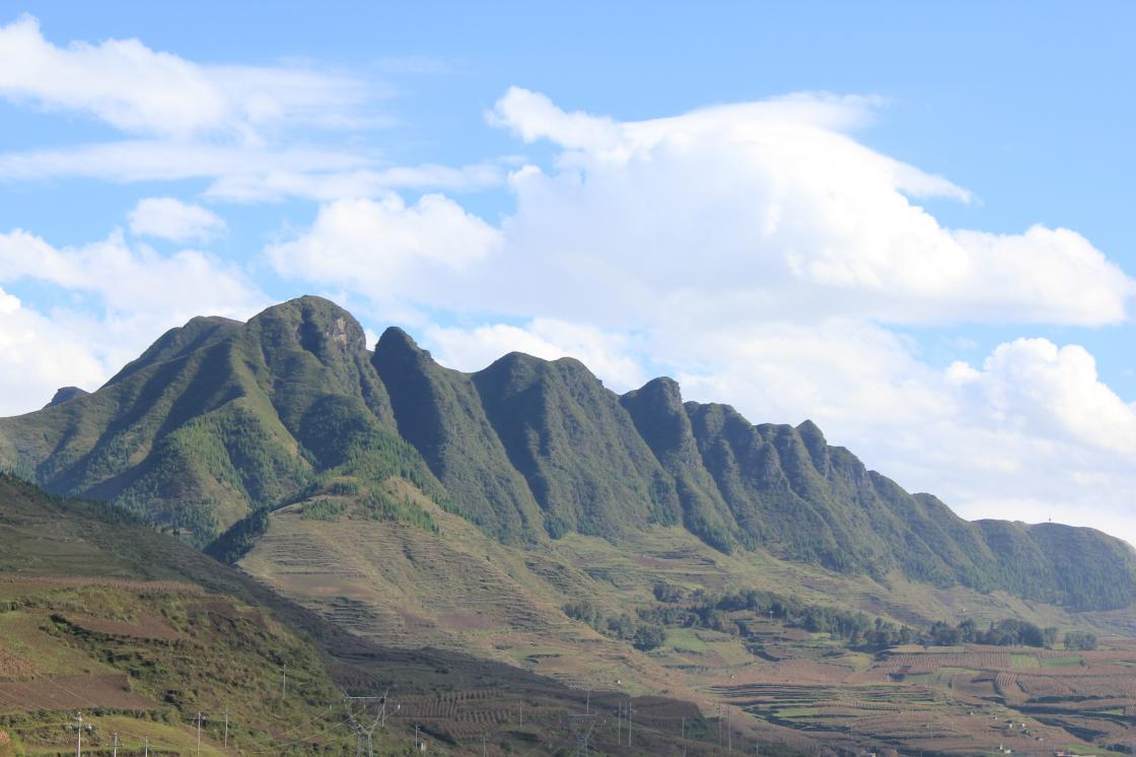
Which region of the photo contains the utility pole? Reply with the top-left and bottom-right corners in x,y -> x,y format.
616,702 -> 621,744
74,712 -> 83,757
112,732 -> 118,757
728,708 -> 732,752
585,689 -> 589,714
224,709 -> 229,749
482,731 -> 488,757
627,701 -> 633,748
282,663 -> 287,699
143,737 -> 149,757
681,717 -> 687,757
717,704 -> 722,747
196,712 -> 204,756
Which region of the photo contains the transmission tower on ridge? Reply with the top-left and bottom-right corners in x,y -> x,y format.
344,692 -> 389,757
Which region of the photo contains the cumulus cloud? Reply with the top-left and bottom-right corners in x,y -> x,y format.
948,338 -> 1136,456
486,88 -> 1133,327
128,197 -> 226,243
0,287 -> 107,413
266,194 -> 502,302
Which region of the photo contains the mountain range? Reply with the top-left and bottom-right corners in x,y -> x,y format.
1,295 -> 1133,611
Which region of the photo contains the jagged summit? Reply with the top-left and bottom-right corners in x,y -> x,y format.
45,386 -> 89,407
1,296 -> 1133,610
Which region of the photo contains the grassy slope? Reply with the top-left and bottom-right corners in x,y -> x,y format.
0,474 -> 354,754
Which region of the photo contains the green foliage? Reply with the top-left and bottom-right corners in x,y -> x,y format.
632,623 -> 666,651
653,581 -> 687,603
356,490 -> 439,533
204,509 -> 270,564
299,498 -> 347,521
640,583 -> 916,650
562,600 -> 666,651
1063,630 -> 1098,650
925,618 -> 1046,647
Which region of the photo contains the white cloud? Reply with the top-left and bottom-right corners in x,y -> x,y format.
128,197 -> 226,243
0,140 -> 369,183
0,14 -> 373,139
266,194 -> 502,301
482,88 -> 1134,327
0,228 -> 266,413
0,287 -> 107,413
949,338 -> 1136,456
0,228 -> 262,317
425,319 -> 647,391
202,162 -> 505,203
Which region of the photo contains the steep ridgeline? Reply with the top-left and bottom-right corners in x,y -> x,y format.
2,297 -> 1134,610
0,297 -> 435,546
376,331 -> 1136,611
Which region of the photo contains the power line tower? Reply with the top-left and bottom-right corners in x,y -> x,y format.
566,713 -> 596,756
344,692 -> 388,757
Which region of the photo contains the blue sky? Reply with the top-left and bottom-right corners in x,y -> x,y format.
1,2 -> 1134,544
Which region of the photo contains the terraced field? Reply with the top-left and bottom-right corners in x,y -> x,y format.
0,578 -> 353,754
234,483 -> 1136,754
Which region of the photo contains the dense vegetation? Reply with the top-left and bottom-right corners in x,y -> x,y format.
3,296 -> 1134,611
1063,630 -> 1099,650
567,582 -> 1087,657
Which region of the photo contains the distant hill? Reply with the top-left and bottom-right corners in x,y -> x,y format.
2,296 -> 1134,611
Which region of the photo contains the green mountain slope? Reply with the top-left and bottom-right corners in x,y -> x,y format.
0,297 -> 436,547
372,327 -> 544,541
2,296 -> 1133,611
470,351 -> 681,538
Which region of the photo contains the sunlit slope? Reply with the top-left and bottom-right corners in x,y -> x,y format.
239,475 -> 1130,692
0,473 -> 353,754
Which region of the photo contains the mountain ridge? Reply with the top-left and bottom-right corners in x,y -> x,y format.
2,295 -> 1133,611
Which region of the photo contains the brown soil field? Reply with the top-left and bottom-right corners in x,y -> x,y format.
58,613 -> 180,641
0,673 -> 155,713
0,576 -> 202,595
0,647 -> 34,678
